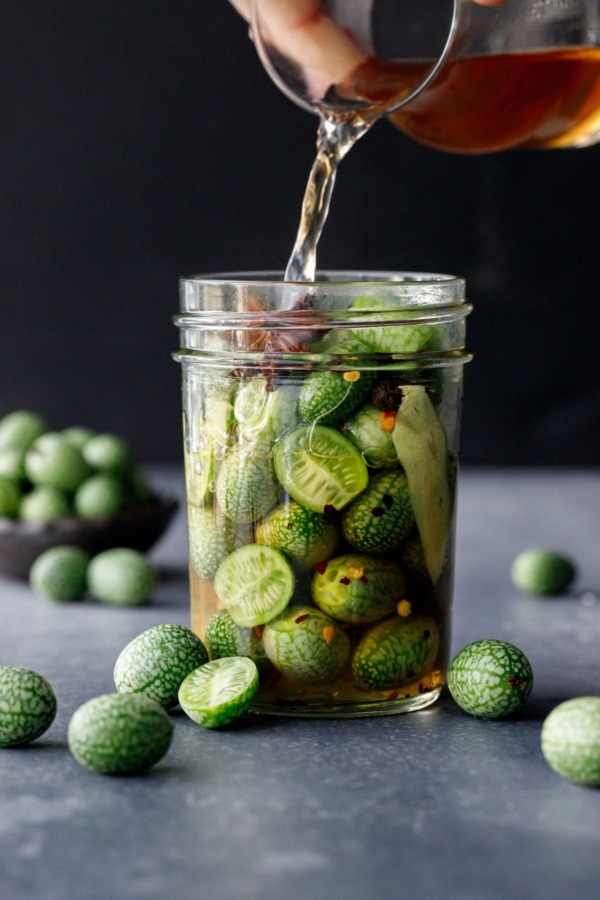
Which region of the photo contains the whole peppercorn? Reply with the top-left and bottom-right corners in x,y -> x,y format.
371,381 -> 404,412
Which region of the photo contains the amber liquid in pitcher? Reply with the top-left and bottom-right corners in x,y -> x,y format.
344,47 -> 600,153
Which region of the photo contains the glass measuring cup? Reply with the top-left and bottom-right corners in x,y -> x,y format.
252,0 -> 600,153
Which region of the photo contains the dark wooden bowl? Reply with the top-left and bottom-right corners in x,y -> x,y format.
0,495 -> 179,579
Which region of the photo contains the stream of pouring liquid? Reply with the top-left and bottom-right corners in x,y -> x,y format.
284,113 -> 373,282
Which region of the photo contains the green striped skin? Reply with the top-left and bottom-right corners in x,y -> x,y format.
352,616 -> 440,690
541,697 -> 600,785
298,370 -> 374,426
68,693 -> 173,774
213,544 -> 295,627
311,553 -> 405,624
511,548 -> 577,596
255,501 -> 339,571
263,606 -> 351,685
205,610 -> 270,671
0,667 -> 57,747
341,469 -> 415,554
187,506 -> 235,581
313,297 -> 434,356
178,657 -> 259,728
273,425 -> 368,514
448,640 -> 533,719
87,549 -> 156,606
343,403 -> 398,468
216,445 -> 280,524
29,546 -> 90,602
114,624 -> 209,709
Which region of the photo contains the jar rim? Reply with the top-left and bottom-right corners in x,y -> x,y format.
180,270 -> 465,293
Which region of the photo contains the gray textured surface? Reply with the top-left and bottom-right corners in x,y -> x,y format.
1,466 -> 599,900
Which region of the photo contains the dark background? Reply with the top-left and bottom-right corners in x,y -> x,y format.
1,0 -> 599,466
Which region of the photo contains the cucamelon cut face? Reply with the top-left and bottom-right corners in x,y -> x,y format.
273,425 -> 368,514
213,544 -> 295,627
178,657 -> 259,728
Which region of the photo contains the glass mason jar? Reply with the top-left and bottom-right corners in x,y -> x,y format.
174,272 -> 471,718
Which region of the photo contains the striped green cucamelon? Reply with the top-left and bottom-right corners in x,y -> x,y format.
447,639 -> 533,718
205,609 -> 270,671
67,693 -> 173,774
341,469 -> 415,554
263,606 -> 351,684
343,402 -> 398,468
352,615 -> 440,690
216,445 -> 280,523
298,369 -> 374,426
541,697 -> 600,785
187,506 -> 235,581
311,553 -> 405,624
114,624 -> 209,709
0,666 -> 57,747
255,501 -> 339,570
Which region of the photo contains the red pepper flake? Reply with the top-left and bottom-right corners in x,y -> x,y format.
339,576 -> 351,585
294,613 -> 310,624
379,411 -> 396,432
322,626 -> 336,644
323,504 -> 337,520
507,676 -> 524,689
397,600 -> 412,618
314,561 -> 328,575
360,576 -> 369,584
370,507 -> 385,518
254,625 -> 265,638
382,494 -> 393,509
340,622 -> 351,631
387,691 -> 399,701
